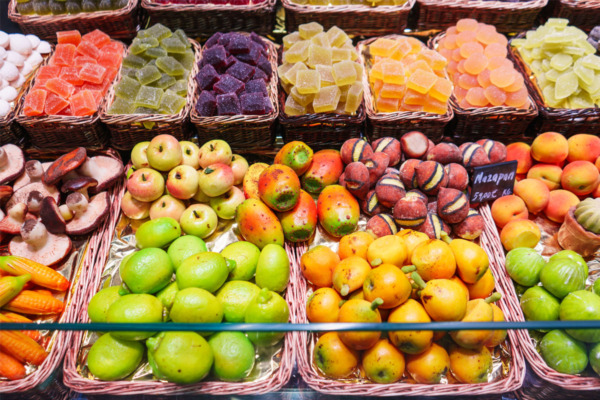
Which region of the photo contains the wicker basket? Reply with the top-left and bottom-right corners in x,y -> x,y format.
101,39 -> 200,151
282,0 -> 416,37
547,0 -> 600,32
190,34 -> 279,151
0,84 -> 28,147
415,0 -> 547,34
509,34 -> 600,138
16,42 -> 127,151
294,203 -> 525,395
358,35 -> 453,143
0,150 -> 123,393
8,0 -> 140,42
479,205 -> 600,391
427,32 -> 538,145
141,0 -> 276,38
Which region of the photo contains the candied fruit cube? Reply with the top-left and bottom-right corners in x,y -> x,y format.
382,61 -> 406,85
257,55 -> 272,76
135,86 -> 164,109
332,48 -> 351,62
295,70 -> 321,95
23,89 -> 48,116
53,44 -> 77,67
311,32 -> 330,48
45,78 -> 75,99
240,92 -> 266,115
283,32 -> 301,50
156,56 -> 185,77
77,41 -> 100,60
205,33 -> 222,49
404,89 -> 427,105
316,64 -> 335,87
253,67 -> 268,82
407,69 -> 438,94
123,54 -> 147,69
299,22 -> 324,40
246,79 -> 268,96
236,44 -> 261,66
134,107 -> 157,115
136,65 -> 162,85
108,97 -> 135,114
175,51 -> 195,70
168,80 -> 188,97
408,60 -> 433,74
145,24 -> 172,41
370,38 -> 400,58
57,30 -> 82,46
423,95 -> 448,114
150,74 -> 177,90
115,76 -> 141,99
326,26 -> 349,48
380,83 -> 405,99
159,91 -> 186,114
377,96 -> 400,113
203,45 -> 228,70
214,74 -> 245,95
285,41 -> 310,64
144,46 -> 168,60
79,63 -> 107,85
345,82 -> 363,114
216,93 -> 241,115
70,90 -> 97,116
196,90 -> 217,116
161,37 -> 187,54
313,85 -> 341,113
429,78 -> 453,102
227,35 -> 251,55
82,30 -> 111,49
196,64 -> 220,91
284,95 -> 306,116
59,67 -> 83,86
284,62 -> 308,86
290,86 -> 314,107
130,37 -> 159,55
308,44 -> 332,67
227,61 -> 255,83
74,56 -> 97,69
98,52 -> 122,70
332,60 -> 357,86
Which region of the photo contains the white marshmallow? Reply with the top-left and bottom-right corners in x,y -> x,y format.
9,74 -> 26,89
0,86 -> 18,102
26,34 -> 41,50
37,41 -> 51,55
25,51 -> 43,67
0,59 -> 3,69
20,63 -> 33,77
0,48 -> 6,60
9,34 -> 32,56
0,79 -> 7,89
0,100 -> 10,118
5,51 -> 25,68
0,32 -> 8,49
0,62 -> 19,82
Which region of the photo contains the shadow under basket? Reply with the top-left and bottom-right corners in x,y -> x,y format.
141,0 -> 277,38
8,0 -> 140,42
546,0 -> 600,32
101,39 -> 201,151
415,0 -> 548,34
509,35 -> 600,138
282,0 -> 416,37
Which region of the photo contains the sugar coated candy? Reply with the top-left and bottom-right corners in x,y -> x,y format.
135,86 -> 164,109
216,93 -> 241,115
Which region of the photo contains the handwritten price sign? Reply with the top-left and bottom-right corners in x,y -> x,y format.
470,161 -> 519,204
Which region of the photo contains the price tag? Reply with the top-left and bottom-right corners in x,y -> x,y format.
470,160 -> 518,204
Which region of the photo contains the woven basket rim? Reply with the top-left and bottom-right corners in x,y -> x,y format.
416,0 -> 547,10
509,33 -> 600,119
8,0 -> 138,24
559,0 -> 600,9
281,0 -> 416,14
189,33 -> 280,126
15,41 -> 127,127
100,38 -> 200,125
293,204 -> 526,396
478,205 -> 600,390
141,0 -> 276,11
428,32 -> 539,119
357,34 -> 455,124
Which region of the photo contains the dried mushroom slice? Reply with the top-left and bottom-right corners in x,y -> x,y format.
0,144 -> 25,185
9,219 -> 72,266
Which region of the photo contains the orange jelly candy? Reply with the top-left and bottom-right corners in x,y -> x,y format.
430,79 -> 453,102
36,65 -> 61,84
380,83 -> 406,99
377,96 -> 400,113
23,89 -> 47,116
456,18 -> 479,32
79,63 -> 107,85
484,43 -> 508,60
57,30 -> 82,46
459,42 -> 484,59
505,87 -> 528,108
44,93 -> 70,115
82,29 -> 111,49
490,66 -> 516,88
70,90 -> 97,116
53,44 -> 77,67
407,69 -> 438,94
45,78 -> 75,99
458,73 -> 479,90
466,87 -> 488,107
484,85 -> 507,106
464,53 -> 488,75
77,41 -> 100,60
60,67 -> 84,86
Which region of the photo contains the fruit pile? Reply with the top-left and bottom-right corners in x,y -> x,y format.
280,23 -> 363,116
367,36 -> 452,114
302,231 -> 506,384
289,0 -> 408,5
122,136 -> 249,240
511,19 -> 600,109
17,0 -> 128,15
0,32 -> 50,118
491,132 -> 600,252
23,29 -> 123,117
437,19 -> 529,109
337,132 -> 508,240
86,216 -> 290,383
107,24 -> 193,117
195,32 -> 274,116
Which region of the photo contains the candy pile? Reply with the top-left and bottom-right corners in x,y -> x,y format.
17,0 -> 128,15
437,19 -> 529,109
367,36 -> 452,114
153,0 -> 266,3
279,22 -> 363,116
22,29 -> 122,117
512,19 -> 600,109
289,0 -> 408,5
0,32 -> 50,118
108,24 -> 193,116
195,32 -> 274,116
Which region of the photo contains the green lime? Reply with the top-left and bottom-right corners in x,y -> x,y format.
106,294 -> 164,341
147,331 -> 213,384
135,217 -> 181,249
170,287 -> 223,328
244,288 -> 289,346
255,244 -> 290,292
221,241 -> 260,281
167,235 -> 207,271
119,248 -> 174,294
216,281 -> 260,322
87,333 -> 144,381
88,286 -> 121,323
176,252 -> 230,293
156,281 -> 178,310
208,332 -> 255,381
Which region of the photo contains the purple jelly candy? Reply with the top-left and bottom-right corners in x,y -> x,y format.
253,68 -> 268,82
250,32 -> 266,49
264,96 -> 273,114
226,61 -> 255,82
203,45 -> 227,69
204,33 -> 222,49
235,45 -> 260,66
218,32 -> 237,48
245,79 -> 268,96
213,74 -> 245,95
240,92 -> 266,115
228,35 -> 251,55
196,64 -> 220,90
257,55 -> 272,76
196,90 -> 217,116
217,93 -> 241,115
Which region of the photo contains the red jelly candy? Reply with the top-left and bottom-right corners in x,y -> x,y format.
36,65 -> 61,85
60,67 -> 84,86
44,93 -> 70,115
74,56 -> 97,67
45,78 -> 75,99
53,44 -> 77,67
82,29 -> 111,49
57,30 -> 82,46
79,63 -> 107,85
70,90 -> 97,116
77,41 -> 100,60
23,89 -> 48,116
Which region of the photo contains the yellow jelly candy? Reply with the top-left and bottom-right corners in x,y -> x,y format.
296,69 -> 321,94
283,32 -> 301,50
377,96 -> 400,113
422,95 -> 448,114
316,65 -> 335,87
284,62 -> 308,86
391,40 -> 411,61
370,61 -> 384,82
278,63 -> 294,84
382,61 -> 406,85
380,83 -> 406,99
574,61 -> 594,86
332,48 -> 351,62
555,71 -> 578,100
308,44 -> 333,67
550,53 -> 573,72
285,41 -> 310,64
326,26 -> 349,48
370,38 -> 400,58
404,89 -> 427,105
291,86 -> 315,107
332,60 -> 357,86
429,78 -> 453,102
345,82 -> 363,113
311,32 -> 330,48
354,63 -> 364,80
299,22 -> 324,40
313,85 -> 341,113
407,69 -> 438,94
285,95 -> 306,116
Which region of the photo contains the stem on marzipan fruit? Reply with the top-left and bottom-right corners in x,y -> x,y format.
370,258 -> 382,267
411,272 -> 427,290
257,287 -> 272,304
371,297 -> 383,310
225,258 -> 237,272
338,300 -> 347,308
485,292 -> 502,303
402,265 -> 416,273
340,284 -> 350,297
441,232 -> 452,244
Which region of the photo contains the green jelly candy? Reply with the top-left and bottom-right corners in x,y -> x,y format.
108,97 -> 135,114
156,56 -> 185,77
135,86 -> 164,109
136,65 -> 162,85
150,73 -> 176,89
550,53 -> 573,72
174,51 -> 195,70
555,71 -> 578,100
130,37 -> 159,55
173,29 -> 190,47
161,37 -> 187,54
159,91 -> 186,114
574,62 -> 594,86
115,76 -> 141,99
134,107 -> 156,114
144,46 -> 168,59
167,80 -> 188,97
123,54 -> 147,69
146,23 -> 172,41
